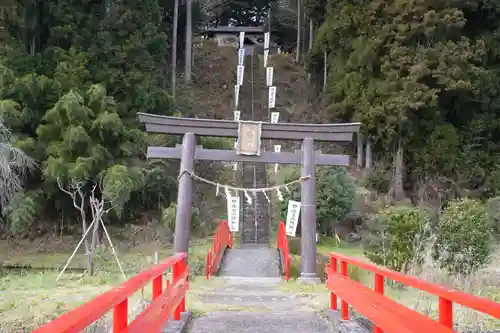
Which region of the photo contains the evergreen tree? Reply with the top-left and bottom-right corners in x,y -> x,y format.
0,0 -> 177,233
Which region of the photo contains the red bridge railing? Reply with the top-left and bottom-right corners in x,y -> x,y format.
327,252 -> 500,333
205,219 -> 232,279
276,220 -> 290,281
32,253 -> 189,333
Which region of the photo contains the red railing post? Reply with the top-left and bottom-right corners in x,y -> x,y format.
330,256 -> 338,310
205,220 -> 232,280
323,252 -> 500,332
215,238 -> 219,263
373,273 -> 385,333
31,253 -> 190,333
276,221 -> 290,281
152,274 -> 163,300
285,258 -> 290,281
113,299 -> 128,333
179,261 -> 187,314
206,250 -> 212,280
438,297 -> 453,328
172,259 -> 187,320
340,260 -> 349,320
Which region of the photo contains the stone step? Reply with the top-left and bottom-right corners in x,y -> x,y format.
198,293 -> 297,310
219,248 -> 280,278
241,162 -> 271,245
188,311 -> 334,333
220,276 -> 282,286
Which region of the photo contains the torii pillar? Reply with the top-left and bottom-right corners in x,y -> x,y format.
138,113 -> 360,282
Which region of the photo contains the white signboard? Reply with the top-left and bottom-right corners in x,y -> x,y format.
236,65 -> 244,86
238,48 -> 245,66
234,85 -> 240,108
285,200 -> 301,237
271,112 -> 279,123
268,86 -> 277,108
239,32 -> 245,48
234,110 -> 241,122
263,50 -> 269,68
264,32 -> 270,49
227,196 -> 240,232
233,162 -> 238,170
266,67 -> 274,86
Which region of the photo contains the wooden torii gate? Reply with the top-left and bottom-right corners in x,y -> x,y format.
138,113 -> 360,282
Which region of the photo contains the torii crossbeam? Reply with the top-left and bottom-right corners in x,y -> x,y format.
138,112 -> 360,283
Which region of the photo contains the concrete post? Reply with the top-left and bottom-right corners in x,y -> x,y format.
174,133 -> 196,258
299,137 -> 320,284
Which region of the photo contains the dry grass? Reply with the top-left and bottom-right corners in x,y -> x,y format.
0,271 -> 120,332
281,239 -> 500,331
0,239 -> 214,333
2,233 -> 499,332
397,247 -> 500,331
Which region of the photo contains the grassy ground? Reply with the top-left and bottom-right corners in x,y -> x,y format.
279,277 -> 500,332
0,269 -> 226,333
0,235 -> 214,333
281,237 -> 500,332
1,234 -> 499,332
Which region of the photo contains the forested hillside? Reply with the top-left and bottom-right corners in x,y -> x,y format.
0,1 -> 180,236
308,0 -> 500,201
1,0 -> 500,236
1,2 -> 500,331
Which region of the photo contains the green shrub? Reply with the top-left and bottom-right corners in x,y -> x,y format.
288,252 -> 363,282
363,205 -> 431,272
288,237 -> 301,255
161,203 -> 202,232
363,164 -> 391,194
435,198 -> 493,274
279,166 -> 356,235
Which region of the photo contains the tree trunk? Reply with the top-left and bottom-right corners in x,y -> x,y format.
80,211 -> 94,276
307,19 -> 313,83
392,138 -> 405,201
357,133 -> 363,168
185,0 -> 192,83
172,0 -> 179,96
322,51 -> 327,92
302,7 -> 306,59
91,216 -> 100,250
365,137 -> 372,169
308,19 -> 313,51
295,0 -> 301,63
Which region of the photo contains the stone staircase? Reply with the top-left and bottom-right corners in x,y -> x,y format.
239,46 -> 271,246
219,247 -> 280,279
186,246 -> 343,333
188,279 -> 335,333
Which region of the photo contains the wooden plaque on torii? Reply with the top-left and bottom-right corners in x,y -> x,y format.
138,112 -> 360,283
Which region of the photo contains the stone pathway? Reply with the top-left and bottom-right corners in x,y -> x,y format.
187,278 -> 335,333
219,247 -> 281,278
187,247 -> 335,333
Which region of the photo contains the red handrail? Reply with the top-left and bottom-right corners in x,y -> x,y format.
32,253 -> 189,333
276,220 -> 290,280
205,219 -> 232,279
327,252 -> 500,332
